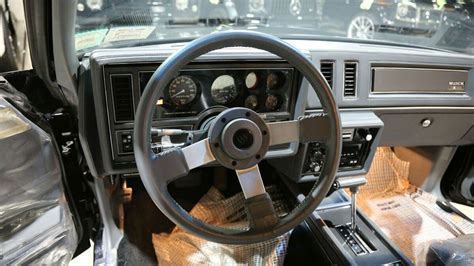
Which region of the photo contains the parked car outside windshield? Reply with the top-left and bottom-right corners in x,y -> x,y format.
74,0 -> 474,55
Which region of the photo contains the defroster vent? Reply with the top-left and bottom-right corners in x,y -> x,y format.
344,62 -> 357,97
111,74 -> 134,122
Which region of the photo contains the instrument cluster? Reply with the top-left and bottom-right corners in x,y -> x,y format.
139,65 -> 296,119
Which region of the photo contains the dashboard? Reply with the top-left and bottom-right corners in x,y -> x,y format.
80,40 -> 474,178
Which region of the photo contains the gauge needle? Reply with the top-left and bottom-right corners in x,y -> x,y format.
171,89 -> 185,98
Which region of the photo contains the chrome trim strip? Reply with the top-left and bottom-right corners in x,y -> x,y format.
371,67 -> 469,72
306,106 -> 474,113
370,91 -> 466,95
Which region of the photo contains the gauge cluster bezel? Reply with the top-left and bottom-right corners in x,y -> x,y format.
102,61 -> 302,165
136,63 -> 297,120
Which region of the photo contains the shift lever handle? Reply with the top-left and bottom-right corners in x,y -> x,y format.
333,176 -> 367,232
333,176 -> 367,190
349,186 -> 360,231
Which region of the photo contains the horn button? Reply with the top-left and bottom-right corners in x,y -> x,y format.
222,119 -> 262,160
208,108 -> 270,170
233,129 -> 254,149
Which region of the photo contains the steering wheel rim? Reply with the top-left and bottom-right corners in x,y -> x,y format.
134,30 -> 342,244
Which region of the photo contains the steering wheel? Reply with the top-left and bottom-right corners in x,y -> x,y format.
134,31 -> 342,244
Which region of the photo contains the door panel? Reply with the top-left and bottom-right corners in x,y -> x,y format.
0,96 -> 78,264
441,145 -> 474,206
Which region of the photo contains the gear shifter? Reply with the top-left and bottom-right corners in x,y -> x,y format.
349,185 -> 360,231
333,176 -> 367,232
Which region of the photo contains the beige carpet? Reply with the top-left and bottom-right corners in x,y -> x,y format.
356,147 -> 474,263
152,186 -> 290,266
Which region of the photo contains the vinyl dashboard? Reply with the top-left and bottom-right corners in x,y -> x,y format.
79,40 -> 474,178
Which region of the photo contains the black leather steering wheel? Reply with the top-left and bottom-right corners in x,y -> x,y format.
134,31 -> 342,244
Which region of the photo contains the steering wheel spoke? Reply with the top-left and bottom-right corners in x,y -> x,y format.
235,165 -> 278,230
182,138 -> 216,170
152,138 -> 215,184
267,114 -> 331,146
151,147 -> 190,184
235,165 -> 266,199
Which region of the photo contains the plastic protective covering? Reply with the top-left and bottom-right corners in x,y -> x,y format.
355,147 -> 474,263
0,97 -> 77,265
417,234 -> 474,266
152,186 -> 291,265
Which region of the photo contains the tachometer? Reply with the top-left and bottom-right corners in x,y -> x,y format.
168,76 -> 198,106
211,75 -> 239,104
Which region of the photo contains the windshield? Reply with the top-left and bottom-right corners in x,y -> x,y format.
75,0 -> 474,55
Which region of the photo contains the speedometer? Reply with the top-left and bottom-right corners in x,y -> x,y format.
168,76 -> 198,106
211,75 -> 239,104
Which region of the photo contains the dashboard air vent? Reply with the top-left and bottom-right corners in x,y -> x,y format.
320,61 -> 334,89
111,75 -> 134,122
344,62 -> 357,97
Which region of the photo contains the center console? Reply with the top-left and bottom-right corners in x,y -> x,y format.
275,111 -> 412,264
282,175 -> 412,265
307,189 -> 412,265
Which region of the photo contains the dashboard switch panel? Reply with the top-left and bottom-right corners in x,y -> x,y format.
302,128 -> 379,176
269,112 -> 384,182
117,131 -> 134,154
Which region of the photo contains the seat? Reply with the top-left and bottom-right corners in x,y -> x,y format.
422,234 -> 474,265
